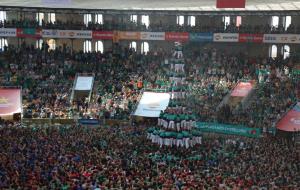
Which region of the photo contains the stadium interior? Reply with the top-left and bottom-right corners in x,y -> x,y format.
0,0 -> 299,189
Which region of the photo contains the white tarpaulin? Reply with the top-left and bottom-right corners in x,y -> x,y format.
134,92 -> 170,117
75,76 -> 93,91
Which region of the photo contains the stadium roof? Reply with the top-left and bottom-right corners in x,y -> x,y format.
1,0 -> 300,11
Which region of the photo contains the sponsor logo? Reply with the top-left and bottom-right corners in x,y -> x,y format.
215,35 -> 221,40
290,117 -> 300,125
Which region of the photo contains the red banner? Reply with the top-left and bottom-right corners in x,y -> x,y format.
165,32 -> 189,42
231,81 -> 254,97
17,28 -> 42,38
239,34 -> 263,43
92,31 -> 114,40
277,103 -> 300,132
0,89 -> 21,116
216,0 -> 246,8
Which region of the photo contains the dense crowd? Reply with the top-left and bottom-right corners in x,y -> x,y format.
0,18 -> 299,33
0,124 -> 299,189
0,42 -> 299,129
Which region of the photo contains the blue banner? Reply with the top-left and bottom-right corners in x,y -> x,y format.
78,119 -> 101,125
189,33 -> 213,42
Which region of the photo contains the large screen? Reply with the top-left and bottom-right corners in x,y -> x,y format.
0,89 -> 21,116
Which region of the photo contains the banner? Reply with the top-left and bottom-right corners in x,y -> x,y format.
42,30 -> 92,39
75,76 -> 93,91
117,31 -> 140,40
189,33 -> 213,42
134,92 -> 170,117
0,28 -> 17,37
78,119 -> 101,125
140,32 -> 165,41
239,34 -> 263,43
231,81 -> 254,97
263,34 -> 300,44
17,28 -> 42,38
92,31 -> 114,40
277,103 -> 300,132
216,0 -> 246,8
0,89 -> 22,116
197,122 -> 261,138
213,33 -> 239,42
165,32 -> 189,42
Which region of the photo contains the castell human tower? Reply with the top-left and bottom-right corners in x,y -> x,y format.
147,42 -> 202,148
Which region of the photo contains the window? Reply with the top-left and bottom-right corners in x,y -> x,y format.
0,38 -> 8,51
36,13 -> 44,26
141,42 -> 149,54
130,15 -> 137,23
223,16 -> 230,29
84,14 -> 92,27
141,15 -> 149,28
176,15 -> 184,26
129,41 -> 136,51
271,16 -> 279,28
47,39 -> 56,51
48,13 -> 55,23
236,16 -> 242,27
83,40 -> 92,53
36,39 -> 43,49
282,45 -> 290,59
0,11 -> 6,23
187,16 -> 195,27
283,16 -> 291,31
95,14 -> 103,24
269,45 -> 277,58
95,41 -> 104,53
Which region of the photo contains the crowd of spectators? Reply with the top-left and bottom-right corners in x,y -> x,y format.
0,124 -> 299,189
1,18 -> 299,33
0,42 -> 299,129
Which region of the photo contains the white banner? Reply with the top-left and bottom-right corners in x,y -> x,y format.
140,32 -> 165,40
42,29 -> 92,39
134,92 -> 170,117
213,33 -> 239,42
263,34 -> 300,44
0,28 -> 17,37
75,76 -> 93,91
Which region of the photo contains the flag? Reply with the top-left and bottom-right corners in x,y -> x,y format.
216,0 -> 246,8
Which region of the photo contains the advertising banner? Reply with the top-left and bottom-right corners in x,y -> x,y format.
17,28 -> 42,38
0,89 -> 22,116
117,31 -> 141,40
263,34 -> 300,44
0,28 -> 17,37
277,103 -> 300,132
189,33 -> 213,42
165,32 -> 189,42
197,122 -> 261,138
140,32 -> 165,41
78,119 -> 101,125
231,81 -> 254,97
239,34 -> 263,43
213,33 -> 239,42
75,76 -> 94,91
216,0 -> 246,8
134,92 -> 170,117
92,31 -> 114,40
42,30 -> 92,39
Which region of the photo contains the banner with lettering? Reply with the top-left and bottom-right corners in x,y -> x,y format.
197,122 -> 261,138
213,33 -> 239,42
92,31 -> 114,40
239,34 -> 263,43
189,33 -> 213,42
117,31 -> 141,40
165,32 -> 189,42
263,34 -> 300,44
0,28 -> 17,37
140,32 -> 165,40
